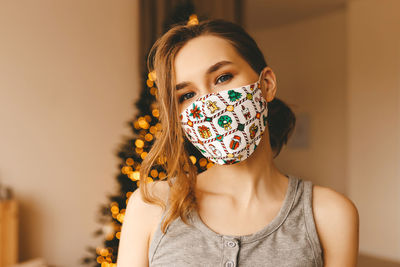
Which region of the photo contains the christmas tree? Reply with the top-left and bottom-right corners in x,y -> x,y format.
81,3 -> 213,267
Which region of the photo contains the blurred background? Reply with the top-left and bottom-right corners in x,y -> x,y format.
0,0 -> 399,266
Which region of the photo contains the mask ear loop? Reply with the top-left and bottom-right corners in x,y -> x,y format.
256,71 -> 263,89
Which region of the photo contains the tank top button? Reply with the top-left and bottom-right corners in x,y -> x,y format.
225,260 -> 235,267
226,241 -> 236,247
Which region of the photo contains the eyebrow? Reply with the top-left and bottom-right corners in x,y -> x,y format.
175,60 -> 233,90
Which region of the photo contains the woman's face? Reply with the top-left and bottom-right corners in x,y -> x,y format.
174,35 -> 264,114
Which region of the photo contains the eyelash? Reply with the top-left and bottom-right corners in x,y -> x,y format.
178,73 -> 234,103
215,73 -> 233,84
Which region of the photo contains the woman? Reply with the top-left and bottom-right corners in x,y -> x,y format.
117,19 -> 359,267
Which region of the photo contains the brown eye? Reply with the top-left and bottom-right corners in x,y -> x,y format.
215,73 -> 233,84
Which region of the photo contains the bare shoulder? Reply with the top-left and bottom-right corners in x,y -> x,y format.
312,184 -> 359,266
129,180 -> 170,229
117,180 -> 170,267
127,180 -> 169,217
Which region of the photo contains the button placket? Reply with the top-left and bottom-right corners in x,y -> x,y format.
222,238 -> 239,267
226,241 -> 236,247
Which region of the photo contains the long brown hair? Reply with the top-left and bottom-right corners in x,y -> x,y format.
139,19 -> 296,233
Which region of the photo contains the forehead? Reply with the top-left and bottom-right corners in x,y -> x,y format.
174,35 -> 244,82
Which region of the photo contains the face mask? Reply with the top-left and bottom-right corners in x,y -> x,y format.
179,73 -> 268,165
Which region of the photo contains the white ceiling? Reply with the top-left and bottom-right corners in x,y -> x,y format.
245,0 -> 347,29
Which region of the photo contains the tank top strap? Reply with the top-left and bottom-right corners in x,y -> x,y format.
302,179 -> 324,266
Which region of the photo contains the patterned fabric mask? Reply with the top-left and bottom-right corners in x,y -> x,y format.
179,74 -> 268,165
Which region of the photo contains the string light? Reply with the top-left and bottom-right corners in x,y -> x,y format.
146,79 -> 154,87
105,233 -> 114,241
145,133 -> 153,142
199,158 -> 207,167
111,206 -> 119,215
140,152 -> 148,159
125,158 -> 134,166
189,155 -> 197,164
206,162 -> 214,169
121,166 -> 132,175
152,109 -> 159,117
97,256 -> 104,264
150,87 -> 157,95
100,262 -> 117,267
131,171 -> 140,181
159,172 -> 166,179
187,14 -> 199,26
135,139 -> 144,148
117,213 -> 124,223
149,126 -> 157,134
148,70 -> 156,81
150,169 -> 158,178
138,117 -> 150,129
100,248 -> 109,257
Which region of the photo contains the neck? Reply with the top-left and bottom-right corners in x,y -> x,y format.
195,133 -> 288,209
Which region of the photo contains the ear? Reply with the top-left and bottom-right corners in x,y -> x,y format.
259,67 -> 277,102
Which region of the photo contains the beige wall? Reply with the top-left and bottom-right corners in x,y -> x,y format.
0,0 -> 140,265
249,1 -> 400,262
347,0 -> 400,261
249,9 -> 347,194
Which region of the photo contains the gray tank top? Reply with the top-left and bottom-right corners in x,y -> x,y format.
148,174 -> 324,266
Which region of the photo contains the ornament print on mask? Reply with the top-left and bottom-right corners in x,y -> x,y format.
179,73 -> 268,165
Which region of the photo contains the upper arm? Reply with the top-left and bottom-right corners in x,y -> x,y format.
117,181 -> 168,267
312,185 -> 360,267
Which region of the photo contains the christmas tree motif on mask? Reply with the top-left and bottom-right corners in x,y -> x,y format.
205,100 -> 219,114
189,103 -> 203,119
218,115 -> 233,130
227,90 -> 242,102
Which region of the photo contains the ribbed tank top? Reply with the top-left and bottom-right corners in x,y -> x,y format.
148,174 -> 324,267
